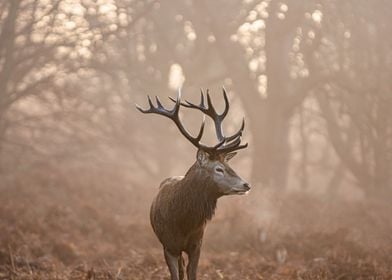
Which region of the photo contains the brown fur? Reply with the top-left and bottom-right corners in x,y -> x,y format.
150,163 -> 219,256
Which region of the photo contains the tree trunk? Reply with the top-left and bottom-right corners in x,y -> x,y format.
191,0 -> 306,189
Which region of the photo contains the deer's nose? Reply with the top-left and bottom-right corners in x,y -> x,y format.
243,183 -> 250,191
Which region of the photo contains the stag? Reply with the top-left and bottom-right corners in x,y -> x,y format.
136,88 -> 250,280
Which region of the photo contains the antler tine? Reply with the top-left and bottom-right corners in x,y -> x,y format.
199,89 -> 205,108
220,142 -> 248,154
148,95 -> 154,108
224,118 -> 245,142
155,96 -> 164,109
195,115 -> 206,142
203,89 -> 224,141
222,137 -> 241,150
220,87 -> 230,119
205,90 -> 216,115
135,95 -> 154,113
215,118 -> 247,154
135,103 -> 145,113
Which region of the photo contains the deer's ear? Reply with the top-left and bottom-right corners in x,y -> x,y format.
197,149 -> 209,166
223,152 -> 237,162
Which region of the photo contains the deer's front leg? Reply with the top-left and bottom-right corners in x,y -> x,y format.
186,245 -> 201,280
178,254 -> 185,280
164,248 -> 180,280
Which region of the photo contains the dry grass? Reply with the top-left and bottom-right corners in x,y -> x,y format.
0,167 -> 391,279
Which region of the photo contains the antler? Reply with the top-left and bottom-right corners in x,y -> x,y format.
137,88 -> 247,155
170,88 -> 247,154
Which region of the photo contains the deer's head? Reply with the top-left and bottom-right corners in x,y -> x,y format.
137,88 -> 250,195
195,149 -> 250,195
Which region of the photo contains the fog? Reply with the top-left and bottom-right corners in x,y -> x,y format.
0,0 -> 391,278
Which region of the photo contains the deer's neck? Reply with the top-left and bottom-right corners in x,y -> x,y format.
178,164 -> 219,226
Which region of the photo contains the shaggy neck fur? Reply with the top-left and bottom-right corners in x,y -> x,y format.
175,163 -> 220,231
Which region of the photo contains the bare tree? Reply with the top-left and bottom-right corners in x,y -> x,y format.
305,0 -> 392,197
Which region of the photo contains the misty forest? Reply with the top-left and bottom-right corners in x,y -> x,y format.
0,0 -> 391,279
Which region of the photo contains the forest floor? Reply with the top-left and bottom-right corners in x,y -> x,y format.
1,173 -> 392,280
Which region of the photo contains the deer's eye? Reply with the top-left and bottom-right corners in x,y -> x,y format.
215,167 -> 224,174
